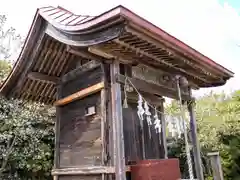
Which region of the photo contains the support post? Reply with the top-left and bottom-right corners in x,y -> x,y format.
110,60 -> 126,180
53,85 -> 62,180
101,82 -> 106,180
207,152 -> 224,180
187,98 -> 204,180
159,98 -> 168,159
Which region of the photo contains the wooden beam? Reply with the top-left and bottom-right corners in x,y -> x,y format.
53,85 -> 61,180
66,46 -> 110,62
61,60 -> 101,83
28,72 -> 59,84
110,61 -> 126,180
89,46 -> 133,64
91,44 -> 198,89
52,166 -> 130,175
126,26 -> 222,79
54,82 -> 104,106
114,39 -> 211,85
88,47 -> 114,59
159,99 -> 168,159
116,74 -> 191,101
100,63 -> 107,180
127,92 -> 163,106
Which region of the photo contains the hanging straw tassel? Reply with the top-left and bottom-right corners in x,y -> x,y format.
123,98 -> 128,109
154,107 -> 161,133
137,94 -> 146,158
144,101 -> 152,126
137,94 -> 145,120
123,77 -> 128,108
144,101 -> 152,139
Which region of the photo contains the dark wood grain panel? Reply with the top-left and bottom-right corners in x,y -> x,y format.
59,93 -> 102,167
61,66 -> 103,98
122,102 -> 162,164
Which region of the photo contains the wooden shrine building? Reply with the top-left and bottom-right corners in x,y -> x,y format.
0,5 -> 234,180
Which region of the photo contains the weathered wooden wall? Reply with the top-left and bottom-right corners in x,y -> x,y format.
59,93 -> 102,167
122,102 -> 163,164
132,64 -> 189,98
58,65 -> 103,168
54,61 -> 166,180
61,65 -> 103,98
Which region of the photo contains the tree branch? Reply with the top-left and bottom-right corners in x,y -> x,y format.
0,135 -> 17,176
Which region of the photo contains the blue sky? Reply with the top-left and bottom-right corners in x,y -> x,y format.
219,0 -> 240,9
0,0 -> 240,98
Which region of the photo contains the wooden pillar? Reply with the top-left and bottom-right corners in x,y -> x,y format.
207,152 -> 224,180
110,60 -> 126,180
159,98 -> 168,159
53,85 -> 61,180
187,98 -> 204,180
101,63 -> 107,180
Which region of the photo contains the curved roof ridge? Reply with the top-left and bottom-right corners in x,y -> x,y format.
56,6 -> 95,17
38,6 -> 96,29
35,6 -> 234,77
57,6 -> 73,13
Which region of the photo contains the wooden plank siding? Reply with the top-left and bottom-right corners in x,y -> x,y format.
60,66 -> 103,98
122,102 -> 162,163
57,65 -> 104,169
59,93 -> 102,167
54,61 -> 165,180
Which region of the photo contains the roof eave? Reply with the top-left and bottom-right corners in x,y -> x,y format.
0,5 -> 234,100
37,5 -> 234,79
0,10 -> 46,97
117,7 -> 234,79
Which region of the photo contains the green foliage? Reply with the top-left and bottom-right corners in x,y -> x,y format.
0,15 -> 54,179
167,90 -> 240,180
0,16 -> 55,178
0,61 -> 55,180
0,97 -> 55,179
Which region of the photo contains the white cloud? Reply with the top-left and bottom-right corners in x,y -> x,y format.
0,0 -> 240,97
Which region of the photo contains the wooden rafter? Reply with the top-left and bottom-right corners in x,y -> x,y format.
89,40 -> 208,87
125,26 -> 222,79
87,43 -> 200,89
88,46 -> 134,64
113,39 -> 211,85
66,45 -> 114,63
9,25 -> 47,96
28,72 -> 60,84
